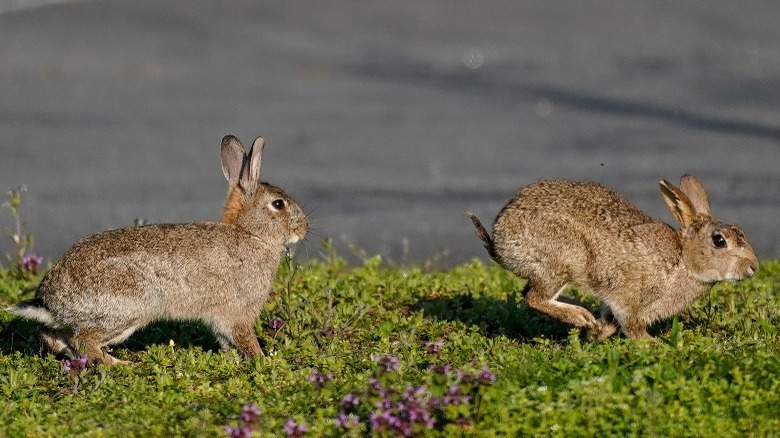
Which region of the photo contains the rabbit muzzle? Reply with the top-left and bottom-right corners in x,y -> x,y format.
286,213 -> 309,245
723,254 -> 759,282
286,234 -> 303,245
741,257 -> 759,279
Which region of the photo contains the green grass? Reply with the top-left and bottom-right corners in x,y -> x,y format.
1,254 -> 779,437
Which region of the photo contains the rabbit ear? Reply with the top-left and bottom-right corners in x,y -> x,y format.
660,179 -> 697,228
679,174 -> 711,216
221,135 -> 247,182
244,136 -> 264,184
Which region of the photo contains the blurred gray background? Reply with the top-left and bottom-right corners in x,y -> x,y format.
1,0 -> 779,267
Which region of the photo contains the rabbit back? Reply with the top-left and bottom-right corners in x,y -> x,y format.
37,222 -> 278,332
491,180 -> 673,283
494,180 -> 653,239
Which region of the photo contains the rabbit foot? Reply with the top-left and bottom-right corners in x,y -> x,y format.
622,321 -> 653,341
547,302 -> 597,329
69,330 -> 130,366
227,323 -> 263,359
525,290 -> 598,330
81,346 -> 129,366
586,320 -> 619,342
209,320 -> 263,359
100,353 -> 130,365
81,349 -> 129,366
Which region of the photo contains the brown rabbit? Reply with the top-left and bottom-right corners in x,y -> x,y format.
468,174 -> 758,341
8,135 -> 308,364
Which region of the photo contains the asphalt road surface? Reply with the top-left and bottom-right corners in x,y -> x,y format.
1,1 -> 779,267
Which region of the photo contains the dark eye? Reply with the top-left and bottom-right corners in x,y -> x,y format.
271,199 -> 286,210
711,232 -> 727,249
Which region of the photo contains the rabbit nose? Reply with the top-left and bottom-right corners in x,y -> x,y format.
741,257 -> 759,278
747,259 -> 759,277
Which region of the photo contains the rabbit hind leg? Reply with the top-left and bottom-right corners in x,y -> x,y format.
524,278 -> 598,331
207,319 -> 262,359
36,326 -> 75,358
71,328 -> 131,365
230,322 -> 263,359
619,317 -> 653,341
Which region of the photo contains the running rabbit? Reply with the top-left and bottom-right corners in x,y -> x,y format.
9,135 -> 308,364
468,174 -> 757,341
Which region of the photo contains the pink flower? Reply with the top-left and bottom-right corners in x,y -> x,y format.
268,317 -> 284,331
478,364 -> 497,386
341,393 -> 360,410
308,368 -> 334,390
223,425 -> 253,437
241,403 -> 260,424
61,355 -> 88,375
21,254 -> 43,274
284,418 -> 307,437
334,411 -> 359,429
373,354 -> 400,372
425,339 -> 444,356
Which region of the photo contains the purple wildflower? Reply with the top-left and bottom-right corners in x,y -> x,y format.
21,254 -> 43,274
268,317 -> 284,331
374,354 -> 400,373
398,385 -> 435,429
455,369 -> 475,386
443,385 -> 470,405
370,409 -> 397,432
371,407 -> 411,437
334,411 -> 359,429
241,403 -> 261,425
223,425 -> 253,438
396,421 -> 412,437
425,338 -> 444,356
283,418 -> 307,437
402,384 -> 427,401
428,363 -> 450,385
403,405 -> 433,429
61,354 -> 88,376
374,394 -> 393,410
368,376 -> 382,393
478,364 -> 497,386
223,402 -> 261,437
428,364 -> 450,375
308,368 -> 334,390
341,392 -> 360,410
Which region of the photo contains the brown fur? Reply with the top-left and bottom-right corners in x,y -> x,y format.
8,135 -> 308,364
469,175 -> 758,341
220,181 -> 245,224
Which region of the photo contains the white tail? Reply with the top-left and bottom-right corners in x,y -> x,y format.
7,299 -> 57,327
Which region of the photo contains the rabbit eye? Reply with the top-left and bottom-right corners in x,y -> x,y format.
711,232 -> 727,249
271,199 -> 286,211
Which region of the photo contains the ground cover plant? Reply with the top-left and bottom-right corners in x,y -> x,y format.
2,252 -> 779,436
1,192 -> 779,436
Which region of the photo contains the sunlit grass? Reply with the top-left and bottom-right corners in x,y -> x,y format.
1,255 -> 778,436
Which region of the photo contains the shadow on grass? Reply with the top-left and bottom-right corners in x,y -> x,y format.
414,288 -> 575,342
415,287 -> 677,342
0,315 -> 224,359
0,316 -> 40,356
120,321 -> 223,355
